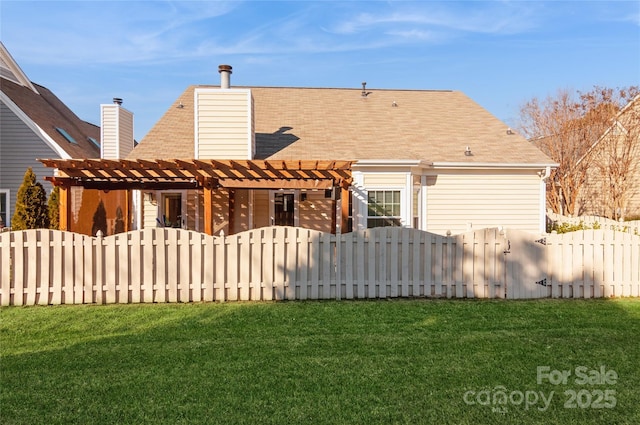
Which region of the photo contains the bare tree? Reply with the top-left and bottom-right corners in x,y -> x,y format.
518,86 -> 639,216
585,94 -> 640,220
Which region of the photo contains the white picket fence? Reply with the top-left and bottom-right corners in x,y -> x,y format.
1,226 -> 639,306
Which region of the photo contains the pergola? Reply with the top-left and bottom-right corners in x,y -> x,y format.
40,158 -> 353,235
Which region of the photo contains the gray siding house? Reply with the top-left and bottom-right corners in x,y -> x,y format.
0,42 -> 100,228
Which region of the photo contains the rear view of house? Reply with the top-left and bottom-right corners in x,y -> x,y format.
44,65 -> 557,236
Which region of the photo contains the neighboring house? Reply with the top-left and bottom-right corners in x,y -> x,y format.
43,65 -> 557,236
0,41 -> 100,228
577,95 -> 640,219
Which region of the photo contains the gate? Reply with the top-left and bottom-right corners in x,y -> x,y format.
501,229 -> 549,299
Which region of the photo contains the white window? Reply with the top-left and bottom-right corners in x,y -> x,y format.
0,190 -> 9,229
367,190 -> 402,228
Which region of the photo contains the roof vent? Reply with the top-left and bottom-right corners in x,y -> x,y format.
218,64 -> 232,89
361,82 -> 370,97
113,97 -> 123,106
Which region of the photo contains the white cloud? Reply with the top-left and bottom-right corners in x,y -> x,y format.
329,3 -> 539,36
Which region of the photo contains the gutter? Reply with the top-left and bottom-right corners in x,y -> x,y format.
430,162 -> 559,170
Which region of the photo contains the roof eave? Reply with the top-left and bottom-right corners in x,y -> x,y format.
430,162 -> 559,169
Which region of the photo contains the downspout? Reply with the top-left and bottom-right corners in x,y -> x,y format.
539,166 -> 551,233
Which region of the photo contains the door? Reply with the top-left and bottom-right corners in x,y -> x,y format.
273,192 -> 295,226
161,193 -> 183,228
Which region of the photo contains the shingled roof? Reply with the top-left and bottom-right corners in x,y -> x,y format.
130,85 -> 554,165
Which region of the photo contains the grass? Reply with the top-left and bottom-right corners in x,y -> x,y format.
1,298 -> 639,424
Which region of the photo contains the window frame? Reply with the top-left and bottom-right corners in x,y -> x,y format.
366,189 -> 403,228
0,189 -> 9,229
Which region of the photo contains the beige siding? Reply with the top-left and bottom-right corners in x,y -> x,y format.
299,190 -> 333,232
117,109 -> 134,159
425,170 -> 542,235
196,89 -> 252,159
232,189 -> 250,233
142,196 -> 158,229
363,172 -> 406,187
185,190 -> 198,230
253,190 -> 270,228
100,106 -> 118,159
211,189 -> 230,235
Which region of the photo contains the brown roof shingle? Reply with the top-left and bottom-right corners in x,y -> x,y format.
2,78 -> 100,159
130,85 -> 554,165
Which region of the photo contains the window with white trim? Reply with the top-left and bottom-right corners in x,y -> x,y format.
367,190 -> 402,228
0,190 -> 9,228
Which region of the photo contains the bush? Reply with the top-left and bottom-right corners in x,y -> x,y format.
48,186 -> 60,230
547,220 -> 592,234
11,168 -> 49,230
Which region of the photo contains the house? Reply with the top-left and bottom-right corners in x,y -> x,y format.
577,95 -> 640,220
42,65 -> 557,236
0,41 -> 100,228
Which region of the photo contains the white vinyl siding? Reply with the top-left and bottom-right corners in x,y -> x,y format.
117,108 -> 134,158
425,170 -> 542,235
142,195 -> 159,229
101,104 -> 134,159
363,173 -> 406,187
195,89 -> 253,159
100,106 -> 117,159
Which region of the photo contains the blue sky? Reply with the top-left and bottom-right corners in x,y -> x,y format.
2,1 -> 639,141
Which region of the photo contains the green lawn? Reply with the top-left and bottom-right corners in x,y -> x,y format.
1,299 -> 639,424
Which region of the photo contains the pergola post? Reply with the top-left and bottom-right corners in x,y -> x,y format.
228,189 -> 235,235
124,189 -> 131,232
203,179 -> 215,236
340,185 -> 350,234
58,184 -> 71,231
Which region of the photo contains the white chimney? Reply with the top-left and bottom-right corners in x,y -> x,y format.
195,64 -> 255,159
218,64 -> 232,89
100,98 -> 134,159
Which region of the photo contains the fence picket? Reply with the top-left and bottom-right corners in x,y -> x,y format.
130,231 -> 141,303
39,230 -> 51,305
262,228 -> 274,301
141,229 -> 154,303
213,235 -> 225,301
0,233 -> 10,306
12,231 -> 26,305
285,228 -> 297,300
178,230 -> 190,302
24,230 -> 37,305
204,233 -> 215,302
12,232 -> 24,305
191,232 -> 204,302
366,230 -> 376,298
321,231 -> 332,299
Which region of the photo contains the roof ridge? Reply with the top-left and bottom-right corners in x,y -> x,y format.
192,84 -> 454,93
